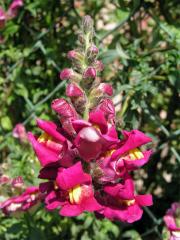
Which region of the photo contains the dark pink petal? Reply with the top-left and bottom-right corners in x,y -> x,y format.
81,197 -> 102,212
124,150 -> 152,170
112,130 -> 152,160
46,201 -> 61,210
97,99 -> 115,122
39,182 -> 54,193
60,204 -> 83,216
28,132 -> 60,167
74,127 -> 102,161
66,83 -> 83,97
51,98 -> 78,119
11,176 -> 24,188
72,120 -> 92,133
98,83 -> 113,96
135,194 -> 153,207
124,204 -> 143,223
89,110 -> 108,134
36,119 -> 66,144
104,176 -> 134,200
39,167 -> 58,180
56,162 -> 91,190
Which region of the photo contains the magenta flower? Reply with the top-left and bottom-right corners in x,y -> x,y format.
28,119 -> 69,167
97,175 -> 153,223
0,7 -> 6,29
73,110 -> 119,162
40,162 -> 102,217
164,203 -> 180,240
0,186 -> 40,215
7,0 -> 23,19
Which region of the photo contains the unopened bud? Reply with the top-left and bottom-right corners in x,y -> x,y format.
98,83 -> 113,96
60,68 -> 74,80
83,67 -> 96,79
66,83 -> 83,97
51,98 -> 77,119
82,15 -> 94,34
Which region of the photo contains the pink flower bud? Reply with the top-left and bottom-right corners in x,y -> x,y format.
0,8 -> 6,29
60,68 -> 74,80
66,83 -> 83,97
51,98 -> 77,119
98,83 -> 113,96
12,176 -> 24,188
67,50 -> 77,60
13,123 -> 27,142
94,60 -> 104,72
83,67 -> 96,79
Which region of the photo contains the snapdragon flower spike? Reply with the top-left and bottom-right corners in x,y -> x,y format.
0,186 -> 40,215
97,175 -> 153,223
163,203 -> 180,239
0,8 -> 6,29
27,15 -> 153,223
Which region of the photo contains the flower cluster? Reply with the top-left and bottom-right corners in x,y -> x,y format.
0,15 -> 153,223
163,203 -> 180,240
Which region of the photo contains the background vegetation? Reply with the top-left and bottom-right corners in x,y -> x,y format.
0,0 -> 179,239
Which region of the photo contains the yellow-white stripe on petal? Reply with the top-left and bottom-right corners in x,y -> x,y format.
38,132 -> 52,143
69,185 -> 82,204
128,148 -> 144,160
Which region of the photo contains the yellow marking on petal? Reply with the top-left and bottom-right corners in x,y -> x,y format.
38,132 -> 52,143
69,185 -> 82,204
54,181 -> 59,190
119,199 -> 135,206
104,149 -> 116,157
93,124 -> 100,131
128,148 -> 144,160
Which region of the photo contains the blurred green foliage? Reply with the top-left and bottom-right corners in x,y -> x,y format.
0,0 -> 179,239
